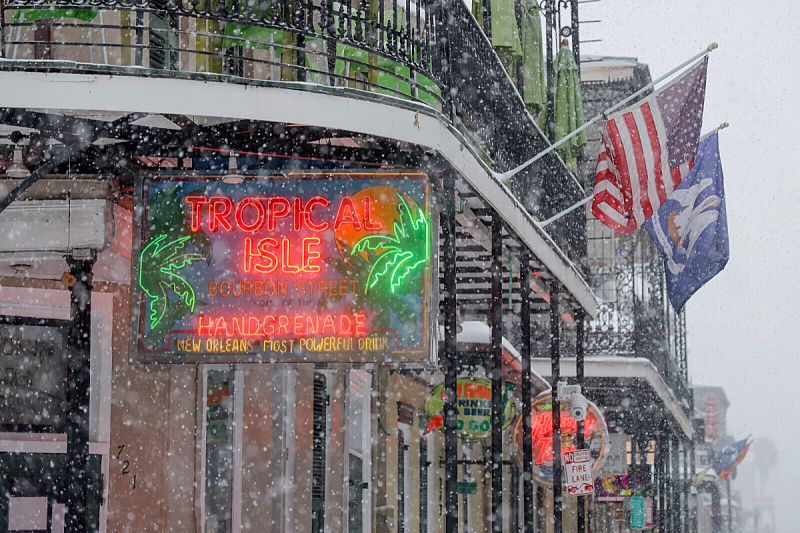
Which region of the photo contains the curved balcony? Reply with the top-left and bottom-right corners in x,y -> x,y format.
0,0 -> 585,253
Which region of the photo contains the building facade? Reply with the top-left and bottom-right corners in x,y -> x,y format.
0,3 -> 696,533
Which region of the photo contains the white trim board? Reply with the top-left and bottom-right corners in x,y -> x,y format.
0,286 -> 114,532
0,70 -> 596,317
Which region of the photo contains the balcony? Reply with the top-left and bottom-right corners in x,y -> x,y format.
0,0 -> 585,263
579,60 -> 691,418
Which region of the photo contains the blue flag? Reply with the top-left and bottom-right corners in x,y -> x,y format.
643,133 -> 729,311
714,437 -> 751,480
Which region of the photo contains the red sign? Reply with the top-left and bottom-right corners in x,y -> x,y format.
513,393 -> 608,488
644,497 -> 654,529
704,393 -> 719,444
564,449 -> 594,496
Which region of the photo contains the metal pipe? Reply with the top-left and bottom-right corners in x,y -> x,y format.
673,434 -> 681,533
550,280 -> 562,533
0,0 -> 5,59
135,10 -> 144,66
690,393 -> 698,533
544,0 -> 555,146
658,434 -> 666,532
491,212 -> 504,533
483,0 -> 492,38
709,481 -> 722,533
576,307 -> 586,533
65,252 -> 97,533
442,175 -> 459,533
727,478 -> 732,533
520,250 -> 534,533
683,441 -> 690,533
570,0 -> 579,71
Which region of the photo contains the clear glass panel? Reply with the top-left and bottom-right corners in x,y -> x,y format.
205,368 -> 235,533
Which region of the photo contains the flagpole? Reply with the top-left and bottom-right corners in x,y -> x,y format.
538,196 -> 592,227
537,121 -> 729,228
700,122 -> 729,141
495,43 -> 719,183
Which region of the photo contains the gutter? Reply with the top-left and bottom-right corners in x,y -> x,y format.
530,357 -> 694,439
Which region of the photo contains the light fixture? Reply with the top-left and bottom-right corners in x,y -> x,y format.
5,145 -> 30,178
222,152 -> 245,184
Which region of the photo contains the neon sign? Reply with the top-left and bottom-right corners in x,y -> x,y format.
513,392 -> 609,488
131,173 -> 433,363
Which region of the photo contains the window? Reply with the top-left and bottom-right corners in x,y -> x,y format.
347,370 -> 371,533
0,287 -> 113,533
203,366 -> 243,533
397,402 -> 415,533
0,319 -> 69,432
148,0 -> 179,70
311,372 -> 328,533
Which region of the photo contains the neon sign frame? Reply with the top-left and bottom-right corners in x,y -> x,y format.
130,172 -> 434,364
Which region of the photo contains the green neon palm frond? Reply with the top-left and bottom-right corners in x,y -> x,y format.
351,235 -> 398,254
390,254 -> 427,293
140,235 -> 203,330
365,249 -> 404,292
351,193 -> 430,296
163,270 -> 198,312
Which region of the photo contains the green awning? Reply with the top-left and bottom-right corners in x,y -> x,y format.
553,45 -> 586,164
491,0 -> 522,73
520,0 -> 545,115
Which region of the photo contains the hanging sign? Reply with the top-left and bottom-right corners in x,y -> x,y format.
513,392 -> 608,488
131,173 -> 434,363
612,503 -> 624,521
423,378 -> 517,439
598,433 -> 630,476
457,482 -> 478,495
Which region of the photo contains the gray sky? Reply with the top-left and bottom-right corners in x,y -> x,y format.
578,1 -> 800,530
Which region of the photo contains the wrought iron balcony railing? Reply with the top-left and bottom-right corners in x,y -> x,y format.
0,0 -> 445,104
585,225 -> 691,416
0,0 -> 585,262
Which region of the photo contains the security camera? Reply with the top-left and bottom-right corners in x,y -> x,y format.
570,392 -> 588,421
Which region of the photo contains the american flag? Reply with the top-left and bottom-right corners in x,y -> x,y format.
592,58 -> 708,235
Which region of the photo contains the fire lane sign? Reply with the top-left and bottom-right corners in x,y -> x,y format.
563,449 -> 594,496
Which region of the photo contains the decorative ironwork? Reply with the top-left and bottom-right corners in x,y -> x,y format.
0,0 -> 583,260
585,225 -> 691,415
0,0 -> 444,103
537,0 -> 570,16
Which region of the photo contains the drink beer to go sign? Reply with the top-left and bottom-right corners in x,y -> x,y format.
563,449 -> 594,496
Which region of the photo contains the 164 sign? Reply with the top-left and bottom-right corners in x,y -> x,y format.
131,173 -> 434,363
